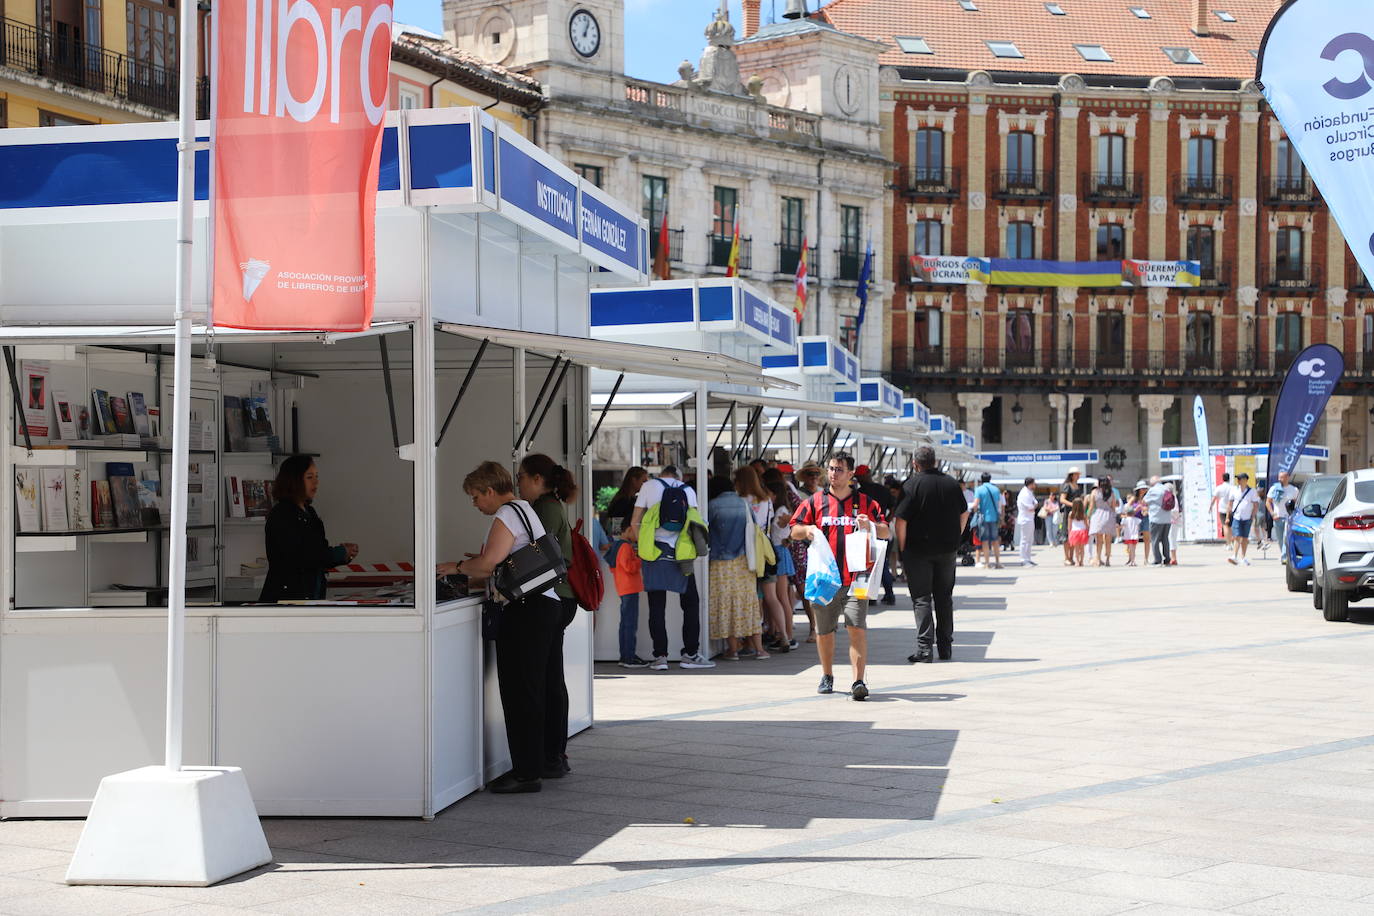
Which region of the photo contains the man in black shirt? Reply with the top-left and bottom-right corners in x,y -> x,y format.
894,446 -> 970,663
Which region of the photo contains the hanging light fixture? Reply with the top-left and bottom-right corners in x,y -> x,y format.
1101,397 -> 1114,426
1011,400 -> 1024,425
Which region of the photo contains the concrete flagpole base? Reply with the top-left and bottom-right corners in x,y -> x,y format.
66,765 -> 272,887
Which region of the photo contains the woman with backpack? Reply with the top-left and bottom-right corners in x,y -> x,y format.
517,453 -> 579,780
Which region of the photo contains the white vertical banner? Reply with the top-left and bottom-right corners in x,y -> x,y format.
1192,396 -> 1213,498
1182,455 -> 1215,542
1259,2 -> 1374,284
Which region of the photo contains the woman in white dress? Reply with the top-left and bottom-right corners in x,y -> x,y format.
1088,475 -> 1120,567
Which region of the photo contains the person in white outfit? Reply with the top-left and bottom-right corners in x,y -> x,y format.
1016,477 -> 1038,566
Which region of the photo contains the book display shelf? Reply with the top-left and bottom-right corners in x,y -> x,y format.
8,346 -> 301,609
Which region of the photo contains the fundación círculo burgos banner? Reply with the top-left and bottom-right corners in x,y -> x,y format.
1259,1 -> 1374,287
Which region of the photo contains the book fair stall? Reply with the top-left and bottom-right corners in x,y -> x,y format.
0,106 -> 781,820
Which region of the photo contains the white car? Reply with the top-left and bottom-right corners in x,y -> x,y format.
1311,469 -> 1374,622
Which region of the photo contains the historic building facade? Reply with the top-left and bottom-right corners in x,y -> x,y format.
822,0 -> 1369,479
441,0 -> 894,364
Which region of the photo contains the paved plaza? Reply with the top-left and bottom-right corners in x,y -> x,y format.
4,543 -> 1374,914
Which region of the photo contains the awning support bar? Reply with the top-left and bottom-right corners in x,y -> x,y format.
584,373 -> 623,456
761,409 -> 785,455
525,357 -> 572,450
823,426 -> 842,463
3,346 -> 33,453
732,405 -> 764,462
806,423 -> 829,465
680,402 -> 690,460
378,335 -> 400,451
515,356 -> 564,451
437,338 -> 489,447
710,400 -> 736,457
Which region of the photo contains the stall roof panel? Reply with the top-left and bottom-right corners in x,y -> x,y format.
591,279 -> 795,353
0,323 -> 411,345
436,322 -> 797,389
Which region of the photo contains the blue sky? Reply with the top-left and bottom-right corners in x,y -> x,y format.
392,1 -> 791,84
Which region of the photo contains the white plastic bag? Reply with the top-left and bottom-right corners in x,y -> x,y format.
853,538 -> 889,601
804,534 -> 842,604
845,529 -> 871,573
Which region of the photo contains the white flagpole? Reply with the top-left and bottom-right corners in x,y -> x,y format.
166,0 -> 198,772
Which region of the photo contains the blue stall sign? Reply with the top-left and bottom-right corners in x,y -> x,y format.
929,415 -> 952,434
408,123 -> 474,191
498,136 -> 578,242
1158,444 -> 1329,460
580,181 -> 641,274
978,450 -> 1100,463
742,289 -> 772,339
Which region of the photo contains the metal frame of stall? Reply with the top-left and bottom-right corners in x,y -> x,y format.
0,107 -> 794,818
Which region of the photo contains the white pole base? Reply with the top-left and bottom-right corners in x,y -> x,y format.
66,765 -> 272,887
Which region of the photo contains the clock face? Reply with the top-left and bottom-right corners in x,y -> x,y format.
569,9 -> 601,58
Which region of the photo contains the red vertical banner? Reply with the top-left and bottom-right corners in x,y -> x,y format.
212,0 -> 392,331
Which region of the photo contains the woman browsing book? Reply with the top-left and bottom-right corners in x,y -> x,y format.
259,456 -> 359,602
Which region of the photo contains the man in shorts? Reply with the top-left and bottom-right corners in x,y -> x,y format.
791,453 -> 890,700
1211,472 -> 1236,546
973,472 -> 1002,569
1228,472 -> 1261,566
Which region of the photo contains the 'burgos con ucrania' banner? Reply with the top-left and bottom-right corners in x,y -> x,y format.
1259,1 -> 1374,287
1268,344 -> 1344,478
910,256 -> 1199,288
212,0 -> 392,330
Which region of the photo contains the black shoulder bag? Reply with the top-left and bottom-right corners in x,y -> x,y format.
492,502 -> 568,603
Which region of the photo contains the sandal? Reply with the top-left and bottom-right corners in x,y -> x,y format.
754,652 -> 771,660
721,653 -> 740,661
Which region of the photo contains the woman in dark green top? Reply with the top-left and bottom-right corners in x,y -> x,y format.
517,453 -> 579,778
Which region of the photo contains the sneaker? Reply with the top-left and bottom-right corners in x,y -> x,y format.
1227,557 -> 1237,565
679,653 -> 716,669
1243,558 -> 1252,566
618,656 -> 650,669
788,639 -> 799,650
817,674 -> 834,694
850,680 -> 869,701
649,656 -> 669,671
738,648 -> 757,658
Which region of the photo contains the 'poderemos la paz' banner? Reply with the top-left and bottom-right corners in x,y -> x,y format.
1268,344 -> 1345,478
212,0 -> 392,331
1259,1 -> 1374,288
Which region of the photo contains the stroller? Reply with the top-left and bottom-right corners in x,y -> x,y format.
958,513 -> 978,566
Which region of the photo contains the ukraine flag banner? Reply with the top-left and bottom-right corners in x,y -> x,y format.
1122,259 -> 1202,288
988,259 -> 1125,287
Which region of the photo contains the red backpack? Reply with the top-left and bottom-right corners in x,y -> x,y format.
567,519 -> 605,612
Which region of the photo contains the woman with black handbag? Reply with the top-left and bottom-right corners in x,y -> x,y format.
438,461 -> 562,794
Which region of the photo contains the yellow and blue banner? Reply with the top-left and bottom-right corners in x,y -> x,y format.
910,256 -> 1200,288
985,259 -> 1128,288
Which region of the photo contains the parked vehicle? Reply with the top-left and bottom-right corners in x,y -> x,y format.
1285,474 -> 1342,592
1311,469 -> 1374,621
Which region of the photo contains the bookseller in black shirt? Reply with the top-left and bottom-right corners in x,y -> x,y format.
893,447 -> 969,664
260,456 -> 358,602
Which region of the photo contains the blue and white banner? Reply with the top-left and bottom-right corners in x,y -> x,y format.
1259,2 -> 1374,286
1192,395 -> 1212,497
1268,343 -> 1345,478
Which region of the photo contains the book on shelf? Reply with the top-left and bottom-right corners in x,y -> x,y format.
65,467 -> 91,530
108,396 -> 136,436
136,478 -> 162,527
20,360 -> 51,440
77,403 -> 94,440
147,406 -> 161,440
246,381 -> 274,437
127,392 -> 151,438
108,476 -> 142,528
101,434 -> 142,448
90,389 -> 115,436
50,389 -> 79,441
87,588 -> 153,607
91,480 -> 114,528
225,475 -> 246,518
243,479 -> 272,518
39,468 -> 68,531
14,468 -> 41,532
223,396 -> 249,452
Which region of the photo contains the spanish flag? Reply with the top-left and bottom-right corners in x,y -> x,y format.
725,208 -> 742,278
794,236 -> 809,323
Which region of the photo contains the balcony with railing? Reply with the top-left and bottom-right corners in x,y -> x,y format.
1349,262 -> 1372,295
993,169 -> 1054,200
1179,260 -> 1231,293
0,17 -> 207,116
776,243 -> 815,276
890,345 -> 1280,378
648,227 -> 684,264
1265,260 -> 1323,293
708,233 -> 751,271
897,166 -> 960,199
1082,171 -> 1142,204
1265,174 -> 1319,205
1175,173 -> 1234,206
767,108 -> 819,138
623,79 -> 686,114
834,248 -> 863,282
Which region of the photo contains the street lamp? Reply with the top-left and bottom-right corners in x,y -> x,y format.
1101,398 -> 1114,426
1011,400 -> 1024,425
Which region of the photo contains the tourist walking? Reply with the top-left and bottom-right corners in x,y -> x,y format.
1067,498 -> 1089,566
1143,475 -> 1173,566
1228,472 -> 1261,566
707,476 -> 768,661
1089,476 -> 1120,566
790,453 -> 889,700
1016,477 -> 1038,566
1267,470 -> 1299,562
1059,468 -> 1085,565
894,447 -> 969,663
973,473 -> 1002,569
1041,491 -> 1060,548
605,467 -> 649,667
1211,472 -> 1237,546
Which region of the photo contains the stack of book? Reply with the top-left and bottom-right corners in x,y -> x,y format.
225,558 -> 268,593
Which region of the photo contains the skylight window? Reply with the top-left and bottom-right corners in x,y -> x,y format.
1163,46 -> 1203,64
987,40 -> 1024,58
959,0 -> 978,10
1076,44 -> 1113,61
1129,6 -> 1151,18
1045,2 -> 1066,13
896,36 -> 934,54
1215,9 -> 1236,21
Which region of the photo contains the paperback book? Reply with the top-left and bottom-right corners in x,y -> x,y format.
65,467 -> 90,530
90,389 -> 115,436
77,404 -> 94,440
243,479 -> 272,518
225,475 -> 246,518
40,468 -> 68,531
136,479 -> 162,526
246,381 -> 274,437
14,468 -> 41,532
223,396 -> 248,451
50,389 -> 78,441
127,392 -> 151,438
20,361 -> 51,440
91,480 -> 114,528
108,396 -> 136,435
108,475 -> 142,528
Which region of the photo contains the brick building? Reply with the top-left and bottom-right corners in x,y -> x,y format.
820,0 -> 1370,480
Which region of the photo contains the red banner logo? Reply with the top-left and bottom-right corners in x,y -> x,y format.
212,0 -> 391,330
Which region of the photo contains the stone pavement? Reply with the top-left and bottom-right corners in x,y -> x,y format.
5,543 -> 1374,914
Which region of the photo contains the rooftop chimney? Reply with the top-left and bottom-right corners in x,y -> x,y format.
743,0 -> 760,37
1194,0 -> 1210,36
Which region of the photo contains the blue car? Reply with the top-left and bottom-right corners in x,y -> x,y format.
1286,474 -> 1342,591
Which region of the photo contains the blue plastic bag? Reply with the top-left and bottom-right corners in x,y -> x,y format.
804,534 -> 842,605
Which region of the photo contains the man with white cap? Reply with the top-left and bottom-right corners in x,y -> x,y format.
1058,468 -> 1085,566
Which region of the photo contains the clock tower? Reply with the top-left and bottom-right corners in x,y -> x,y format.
443,0 -> 625,93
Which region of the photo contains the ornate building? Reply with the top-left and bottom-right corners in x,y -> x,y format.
441,0 -> 894,364
820,0 -> 1369,478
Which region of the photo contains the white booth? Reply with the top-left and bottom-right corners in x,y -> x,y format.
0,107 -> 783,818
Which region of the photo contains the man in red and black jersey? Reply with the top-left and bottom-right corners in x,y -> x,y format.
790,452 -> 890,700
